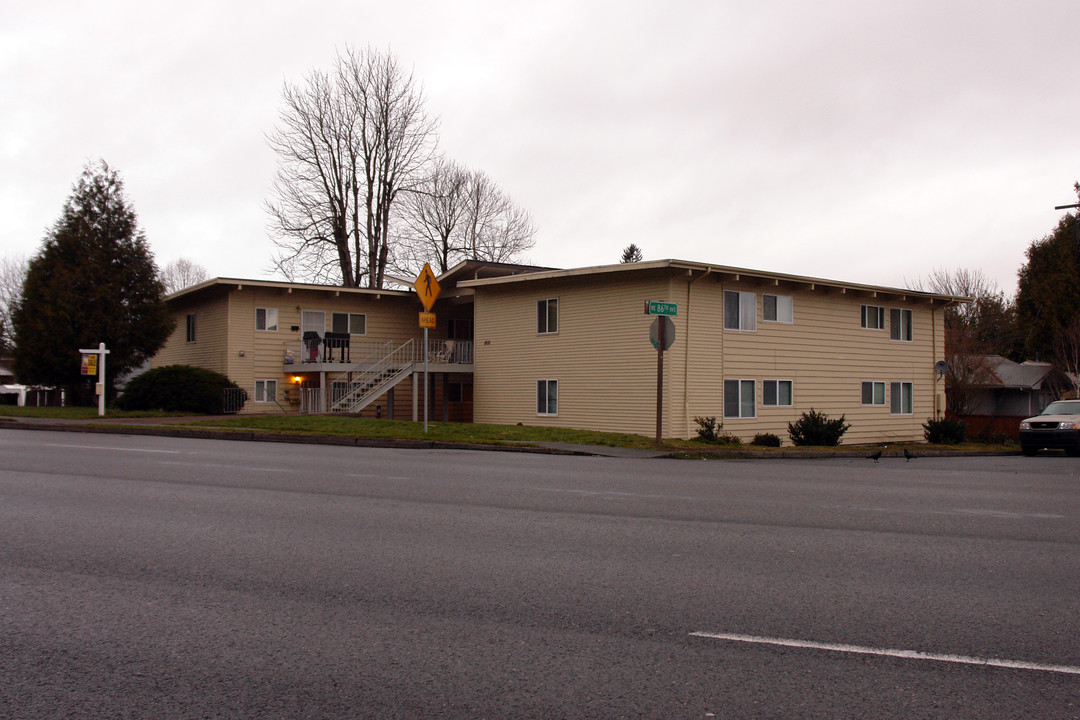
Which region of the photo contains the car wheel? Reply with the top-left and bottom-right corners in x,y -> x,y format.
1021,445 -> 1038,457
1067,445 -> 1080,457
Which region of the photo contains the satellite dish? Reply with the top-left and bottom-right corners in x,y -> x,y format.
935,360 -> 949,376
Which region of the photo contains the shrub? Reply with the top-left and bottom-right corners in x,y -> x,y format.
787,408 -> 851,446
751,432 -> 782,447
923,416 -> 966,444
117,365 -> 246,414
694,416 -> 742,445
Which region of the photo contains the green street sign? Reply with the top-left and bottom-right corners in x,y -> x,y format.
645,300 -> 678,317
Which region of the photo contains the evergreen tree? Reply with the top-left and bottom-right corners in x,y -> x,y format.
1016,185 -> 1080,363
620,243 -> 643,263
12,161 -> 173,404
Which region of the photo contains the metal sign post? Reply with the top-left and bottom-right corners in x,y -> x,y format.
414,264 -> 442,434
645,302 -> 678,443
78,342 -> 110,417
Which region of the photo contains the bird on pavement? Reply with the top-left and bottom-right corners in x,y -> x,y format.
867,450 -> 882,463
904,448 -> 917,462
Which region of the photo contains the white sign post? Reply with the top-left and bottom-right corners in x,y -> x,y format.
79,342 -> 110,417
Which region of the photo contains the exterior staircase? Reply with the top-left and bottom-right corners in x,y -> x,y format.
327,339 -> 417,414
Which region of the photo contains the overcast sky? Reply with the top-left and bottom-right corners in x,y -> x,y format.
4,0 -> 1078,296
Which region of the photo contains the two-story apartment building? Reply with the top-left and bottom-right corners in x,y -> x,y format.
154,259 -> 961,443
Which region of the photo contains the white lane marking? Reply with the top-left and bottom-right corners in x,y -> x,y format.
346,473 -> 412,481
159,461 -> 292,472
529,486 -> 699,501
832,505 -> 1065,520
39,443 -> 183,454
689,632 -> 1080,676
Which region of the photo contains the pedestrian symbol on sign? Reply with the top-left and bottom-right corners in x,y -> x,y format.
413,263 -> 441,312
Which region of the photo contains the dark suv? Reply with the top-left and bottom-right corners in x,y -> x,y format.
1019,400 -> 1080,456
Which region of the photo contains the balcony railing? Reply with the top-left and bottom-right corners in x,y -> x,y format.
283,337 -> 473,367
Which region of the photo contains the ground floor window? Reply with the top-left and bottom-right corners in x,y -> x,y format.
862,381 -> 886,405
724,379 -> 756,418
890,382 -> 913,414
537,379 -> 558,415
255,379 -> 277,403
762,379 -> 793,406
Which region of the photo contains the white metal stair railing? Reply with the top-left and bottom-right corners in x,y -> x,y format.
327,339 -> 418,414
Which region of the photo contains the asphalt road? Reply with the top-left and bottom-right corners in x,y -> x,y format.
0,428 -> 1078,719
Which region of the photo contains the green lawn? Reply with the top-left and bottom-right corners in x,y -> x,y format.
186,414 -> 680,449
0,405 -> 1014,455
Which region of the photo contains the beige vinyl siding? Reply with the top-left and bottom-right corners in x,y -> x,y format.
712,283 -> 942,444
474,272 -> 945,443
151,293 -> 230,374
474,272 -> 686,437
228,287 -> 424,414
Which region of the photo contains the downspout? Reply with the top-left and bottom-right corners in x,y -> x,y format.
932,303 -> 939,418
684,268 -> 712,436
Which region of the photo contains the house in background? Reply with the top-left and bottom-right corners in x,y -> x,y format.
153,259 -> 962,443
956,355 -> 1076,439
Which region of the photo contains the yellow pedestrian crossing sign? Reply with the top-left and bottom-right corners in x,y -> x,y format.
414,263 -> 441,312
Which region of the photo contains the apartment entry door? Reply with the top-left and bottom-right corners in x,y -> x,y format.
301,311 -> 325,362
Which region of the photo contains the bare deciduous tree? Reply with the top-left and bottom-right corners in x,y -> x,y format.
160,258 -> 209,295
910,267 -> 1018,415
267,46 -> 437,288
401,158 -> 470,273
401,162 -> 537,274
459,171 -> 536,266
0,254 -> 28,353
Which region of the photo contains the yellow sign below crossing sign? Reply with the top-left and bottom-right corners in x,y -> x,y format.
414,263 -> 441,312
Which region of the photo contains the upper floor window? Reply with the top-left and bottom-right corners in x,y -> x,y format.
724,291 -> 757,331
861,305 -> 885,330
185,314 -> 196,343
890,308 -> 913,342
762,294 -> 793,323
255,307 -> 279,332
332,312 -> 366,335
537,298 -> 558,334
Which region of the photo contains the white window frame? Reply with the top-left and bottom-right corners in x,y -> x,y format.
861,305 -> 886,330
890,381 -> 914,415
254,379 -> 278,404
762,294 -> 793,324
537,379 -> 558,416
255,307 -> 279,332
537,298 -> 559,335
185,313 -> 196,343
762,379 -> 793,407
332,312 -> 366,335
890,308 -> 913,342
724,291 -> 757,331
724,379 -> 756,419
861,381 -> 886,406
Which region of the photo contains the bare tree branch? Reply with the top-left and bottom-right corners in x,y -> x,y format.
266,46 -> 437,289
160,258 -> 209,295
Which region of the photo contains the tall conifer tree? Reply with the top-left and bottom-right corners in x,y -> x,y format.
13,161 -> 173,404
